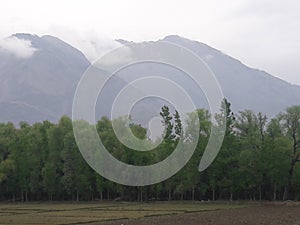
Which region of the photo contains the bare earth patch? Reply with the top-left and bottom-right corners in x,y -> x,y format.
0,202 -> 299,225
102,202 -> 300,225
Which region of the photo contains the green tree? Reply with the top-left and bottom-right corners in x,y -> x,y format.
208,99 -> 239,200
174,110 -> 182,142
235,110 -> 267,200
265,118 -> 290,200
281,106 -> 300,200
160,106 -> 175,144
42,117 -> 70,200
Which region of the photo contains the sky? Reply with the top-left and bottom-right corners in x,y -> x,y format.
0,0 -> 300,85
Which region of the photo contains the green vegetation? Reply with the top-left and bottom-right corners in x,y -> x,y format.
0,99 -> 300,202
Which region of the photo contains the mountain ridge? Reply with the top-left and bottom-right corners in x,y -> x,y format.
157,35 -> 300,116
0,33 -> 90,123
0,33 -> 299,123
163,34 -> 299,87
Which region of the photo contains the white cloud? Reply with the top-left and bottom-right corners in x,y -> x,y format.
79,32 -> 123,63
97,45 -> 134,67
48,26 -> 122,63
0,36 -> 37,58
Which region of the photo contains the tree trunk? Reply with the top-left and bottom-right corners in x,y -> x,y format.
192,188 -> 195,201
212,187 -> 215,201
283,160 -> 296,201
273,182 -> 277,201
91,192 -> 94,201
168,187 -> 172,201
259,186 -> 262,201
145,188 -> 148,202
230,191 -> 233,201
128,189 -> 132,202
76,191 -> 79,201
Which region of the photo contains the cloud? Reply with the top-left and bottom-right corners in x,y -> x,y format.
0,36 -> 37,58
78,32 -> 123,63
48,26 -> 122,63
98,45 -> 134,67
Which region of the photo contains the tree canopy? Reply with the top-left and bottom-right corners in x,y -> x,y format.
0,101 -> 299,201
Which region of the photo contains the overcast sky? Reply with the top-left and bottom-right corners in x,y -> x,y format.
1,0 -> 300,85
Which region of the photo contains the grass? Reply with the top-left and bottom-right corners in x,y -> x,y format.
0,201 -> 248,225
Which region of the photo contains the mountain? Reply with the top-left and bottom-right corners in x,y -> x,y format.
160,35 -> 300,117
0,33 -> 299,124
0,33 -> 90,123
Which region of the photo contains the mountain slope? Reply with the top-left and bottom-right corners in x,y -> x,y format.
0,33 -> 90,123
160,35 -> 300,116
0,34 -> 299,124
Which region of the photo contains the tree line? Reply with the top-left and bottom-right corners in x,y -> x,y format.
0,100 -> 299,202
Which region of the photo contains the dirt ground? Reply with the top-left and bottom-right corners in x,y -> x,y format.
101,202 -> 300,225
0,202 -> 299,225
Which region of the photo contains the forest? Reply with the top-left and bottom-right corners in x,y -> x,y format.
0,100 -> 300,202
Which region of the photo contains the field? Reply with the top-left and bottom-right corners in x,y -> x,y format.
0,201 -> 299,225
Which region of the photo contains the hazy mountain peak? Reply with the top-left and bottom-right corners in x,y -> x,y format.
161,35 -> 232,62
0,33 -> 90,123
12,33 -> 39,39
0,34 -> 299,124
116,39 -> 132,45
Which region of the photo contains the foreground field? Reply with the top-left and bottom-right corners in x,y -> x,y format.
0,201 -> 299,225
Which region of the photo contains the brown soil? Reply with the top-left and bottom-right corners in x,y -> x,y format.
100,203 -> 300,225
